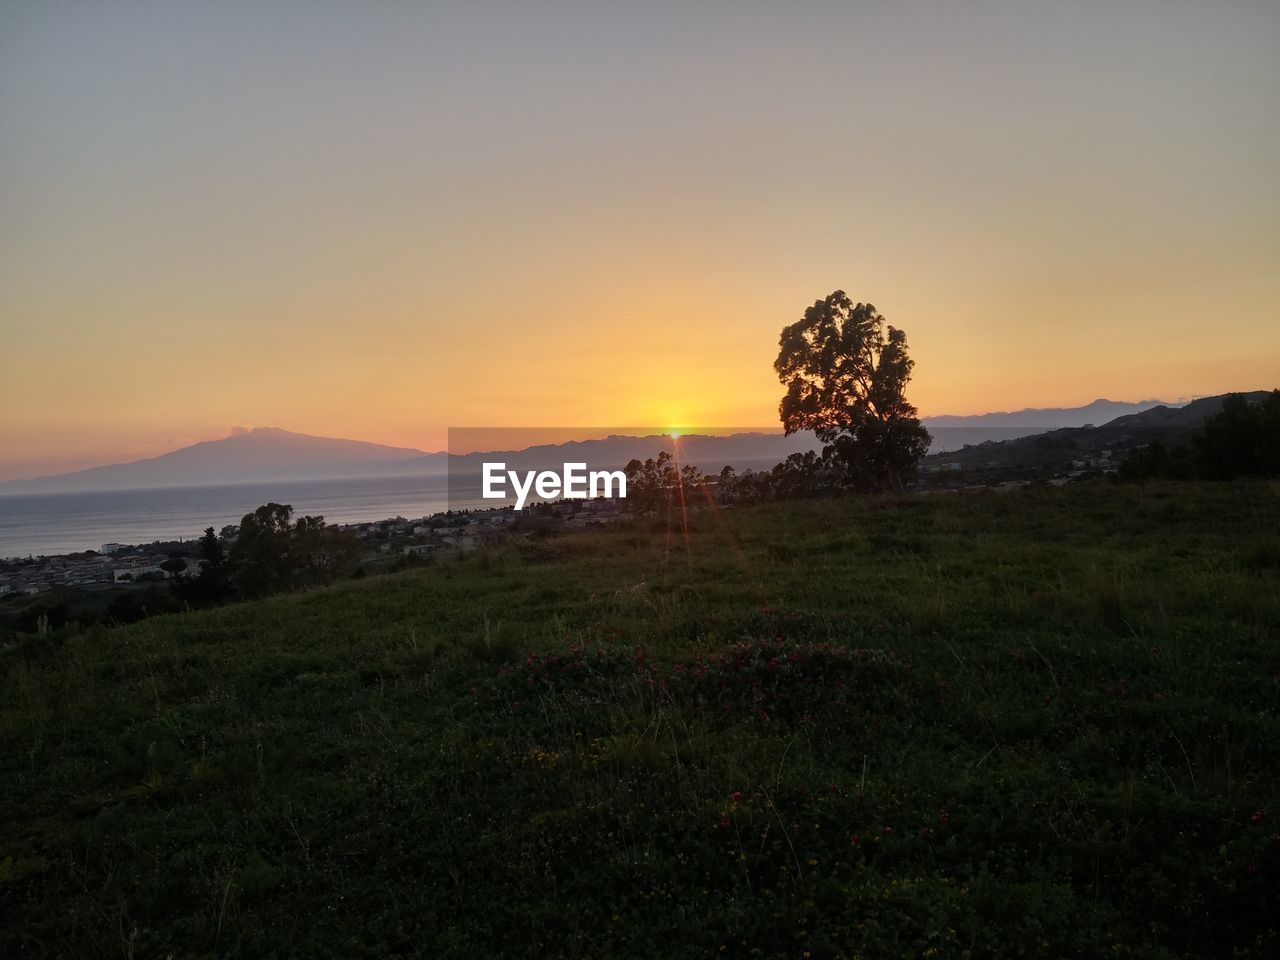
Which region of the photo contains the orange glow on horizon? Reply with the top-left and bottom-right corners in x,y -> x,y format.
2,4 -> 1277,480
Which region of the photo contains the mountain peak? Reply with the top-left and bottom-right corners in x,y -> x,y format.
0,429 -> 437,493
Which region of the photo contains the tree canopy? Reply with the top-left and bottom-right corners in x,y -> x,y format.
228,503 -> 360,599
775,291 -> 930,489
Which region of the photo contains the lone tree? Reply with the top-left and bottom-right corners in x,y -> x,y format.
228,503 -> 362,598
185,526 -> 233,606
775,291 -> 930,490
229,502 -> 297,598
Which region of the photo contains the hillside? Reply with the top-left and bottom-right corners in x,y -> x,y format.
2,484 -> 1278,958
925,390 -> 1272,474
921,397 -> 1179,452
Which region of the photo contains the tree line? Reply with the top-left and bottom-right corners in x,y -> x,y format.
178,503 -> 360,607
1119,391 -> 1280,482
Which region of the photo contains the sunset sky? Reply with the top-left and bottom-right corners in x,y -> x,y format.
2,2 -> 1277,480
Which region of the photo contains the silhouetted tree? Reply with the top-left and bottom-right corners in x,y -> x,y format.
1117,442 -> 1195,483
775,291 -> 930,490
229,503 -> 296,597
621,452 -> 715,515
176,526 -> 234,607
292,514 -> 361,586
224,506 -> 362,598
1195,390 -> 1280,479
623,452 -> 678,514
769,450 -> 836,499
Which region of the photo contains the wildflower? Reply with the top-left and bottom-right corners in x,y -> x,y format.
939,812 -> 950,827
850,833 -> 859,846
1250,809 -> 1266,825
719,816 -> 730,830
883,825 -> 893,834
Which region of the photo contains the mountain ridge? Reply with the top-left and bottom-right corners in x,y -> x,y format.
0,428 -> 443,494
924,391 -> 1272,472
0,396 -> 1238,494
922,397 -> 1177,429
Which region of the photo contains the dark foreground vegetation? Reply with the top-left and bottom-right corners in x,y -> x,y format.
2,483 -> 1278,958
1119,390 -> 1280,482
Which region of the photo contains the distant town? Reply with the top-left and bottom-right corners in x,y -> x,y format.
0,456 -> 1120,600
0,497 -> 627,598
8,387 -> 1274,615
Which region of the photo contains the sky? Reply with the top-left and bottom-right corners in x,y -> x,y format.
1,1 -> 1277,479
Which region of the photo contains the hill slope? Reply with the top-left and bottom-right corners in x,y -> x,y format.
2,484 -> 1277,957
926,390 -> 1272,472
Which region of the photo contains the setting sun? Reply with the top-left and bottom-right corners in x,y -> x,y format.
2,5 -> 1278,955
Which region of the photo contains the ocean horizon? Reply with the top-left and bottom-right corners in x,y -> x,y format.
0,474 -> 463,558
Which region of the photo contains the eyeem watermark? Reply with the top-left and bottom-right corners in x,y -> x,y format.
445,426 -> 796,513
482,462 -> 626,510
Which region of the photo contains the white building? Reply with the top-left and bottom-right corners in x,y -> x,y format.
113,564 -> 168,583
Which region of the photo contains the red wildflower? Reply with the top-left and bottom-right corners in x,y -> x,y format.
849,833 -> 859,846
1251,810 -> 1266,825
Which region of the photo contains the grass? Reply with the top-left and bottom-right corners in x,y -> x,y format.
2,482 -> 1278,958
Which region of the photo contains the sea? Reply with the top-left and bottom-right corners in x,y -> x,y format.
1,436 -> 992,559
0,474 -> 472,558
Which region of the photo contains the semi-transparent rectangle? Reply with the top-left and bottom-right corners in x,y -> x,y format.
445,426 -> 809,511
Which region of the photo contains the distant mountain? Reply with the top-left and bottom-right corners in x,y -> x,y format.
923,398 -> 1175,429
0,428 -> 824,495
0,428 -> 443,494
0,395 -> 1243,495
439,432 -> 823,477
925,391 -> 1271,473
921,398 -> 1178,453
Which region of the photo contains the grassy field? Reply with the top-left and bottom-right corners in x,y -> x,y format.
2,482 -> 1278,958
